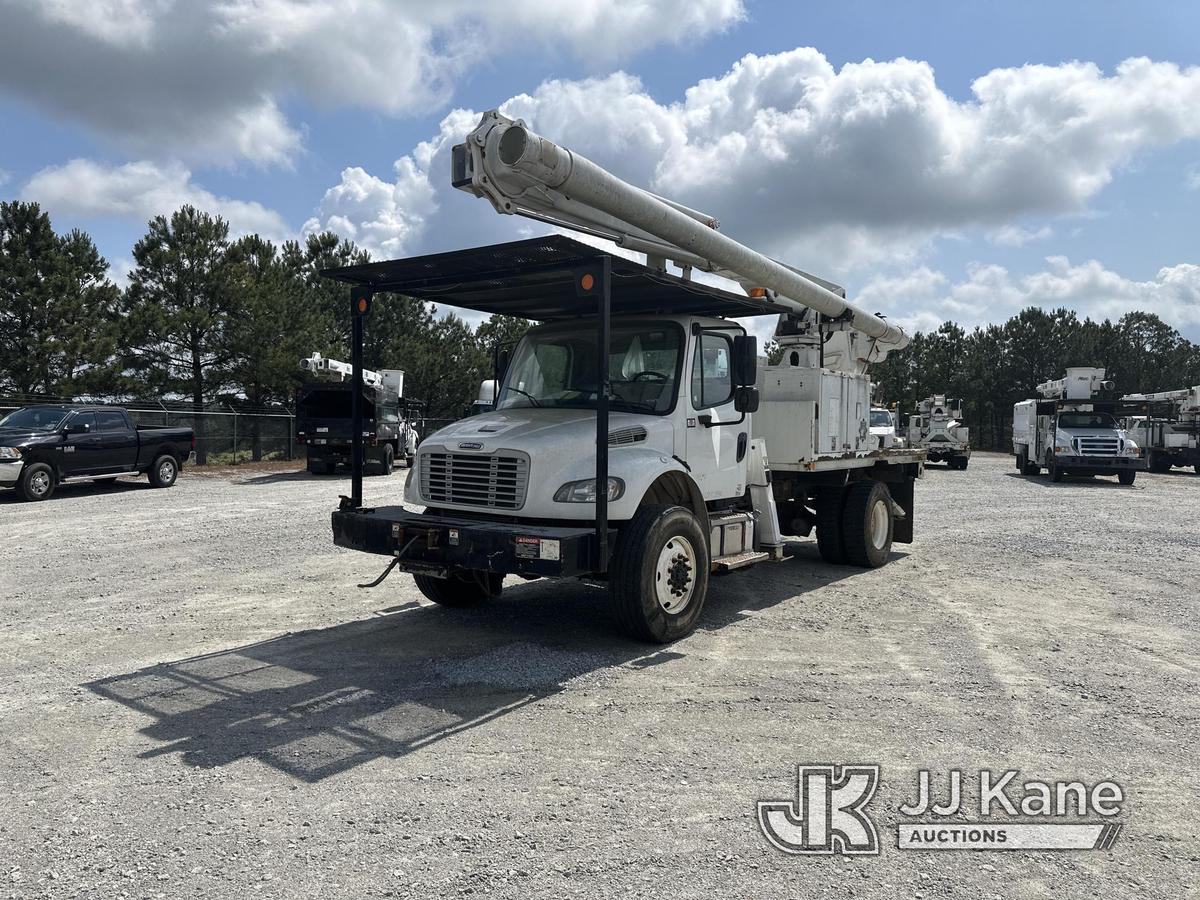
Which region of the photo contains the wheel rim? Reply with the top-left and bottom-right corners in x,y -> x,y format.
30,470 -> 50,496
159,460 -> 175,482
654,535 -> 697,614
868,498 -> 889,549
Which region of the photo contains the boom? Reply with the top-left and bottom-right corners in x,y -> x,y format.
451,110 -> 908,353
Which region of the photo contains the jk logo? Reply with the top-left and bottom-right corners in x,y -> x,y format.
758,764 -> 881,855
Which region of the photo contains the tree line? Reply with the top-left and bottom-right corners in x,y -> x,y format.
4,200 -> 1198,458
0,201 -> 529,459
870,308 -> 1200,450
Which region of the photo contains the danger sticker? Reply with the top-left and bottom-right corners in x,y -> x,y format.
514,536 -> 560,561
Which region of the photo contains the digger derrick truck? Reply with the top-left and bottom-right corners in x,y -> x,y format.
1120,385 -> 1200,474
325,110 -> 924,642
905,395 -> 970,469
1013,367 -> 1146,485
296,352 -> 417,475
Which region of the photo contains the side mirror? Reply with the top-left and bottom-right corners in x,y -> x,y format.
732,335 -> 758,386
734,386 -> 760,414
65,421 -> 89,434
495,348 -> 510,380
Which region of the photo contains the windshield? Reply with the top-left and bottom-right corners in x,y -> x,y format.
498,322 -> 682,414
0,406 -> 68,431
870,409 -> 893,427
1059,411 -> 1118,430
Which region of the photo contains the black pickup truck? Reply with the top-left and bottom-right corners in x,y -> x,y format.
0,405 -> 194,501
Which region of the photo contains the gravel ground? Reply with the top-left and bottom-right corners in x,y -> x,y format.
1,452 -> 1197,898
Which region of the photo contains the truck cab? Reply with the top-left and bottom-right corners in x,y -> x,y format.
406,315 -> 752,521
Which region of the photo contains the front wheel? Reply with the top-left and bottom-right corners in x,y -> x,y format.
842,480 -> 894,568
17,462 -> 55,501
609,504 -> 709,643
149,454 -> 178,488
414,569 -> 503,607
1048,457 -> 1063,482
1118,469 -> 1136,486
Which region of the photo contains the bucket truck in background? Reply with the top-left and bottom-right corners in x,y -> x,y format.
1121,385 -> 1200,474
296,352 -> 418,475
326,109 -> 924,643
905,395 -> 971,469
1013,367 -> 1145,484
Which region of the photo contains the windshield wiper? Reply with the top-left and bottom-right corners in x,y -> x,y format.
503,386 -> 542,408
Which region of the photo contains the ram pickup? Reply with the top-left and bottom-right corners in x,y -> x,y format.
0,405 -> 194,501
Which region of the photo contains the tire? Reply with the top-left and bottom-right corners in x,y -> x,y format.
1150,455 -> 1172,474
17,462 -> 55,501
1048,456 -> 1063,482
413,569 -> 503,607
1022,457 -> 1040,476
381,444 -> 394,474
816,487 -> 847,564
1118,469 -> 1136,486
609,504 -> 709,643
842,480 -> 894,568
952,456 -> 969,471
1015,450 -> 1025,472
149,454 -> 178,488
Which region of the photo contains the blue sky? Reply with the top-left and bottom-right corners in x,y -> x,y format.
2,0 -> 1198,338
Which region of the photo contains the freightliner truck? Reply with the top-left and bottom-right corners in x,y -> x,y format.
1120,385 -> 1200,474
326,111 -> 924,642
1013,367 -> 1146,484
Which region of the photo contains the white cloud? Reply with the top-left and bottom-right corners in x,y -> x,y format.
1187,167 -> 1200,190
859,257 -> 1200,335
987,224 -> 1054,247
0,0 -> 744,166
23,159 -> 291,240
305,50 -> 1200,281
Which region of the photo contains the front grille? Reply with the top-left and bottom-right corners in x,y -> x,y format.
1076,437 -> 1120,456
419,450 -> 529,509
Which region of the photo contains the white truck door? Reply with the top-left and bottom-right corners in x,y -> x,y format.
685,330 -> 746,500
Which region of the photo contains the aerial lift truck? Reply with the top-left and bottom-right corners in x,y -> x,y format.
1120,385 -> 1200,473
326,111 -> 924,641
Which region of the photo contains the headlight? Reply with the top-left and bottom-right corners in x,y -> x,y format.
554,477 -> 625,503
0,447 -> 21,460
1054,445 -> 1070,453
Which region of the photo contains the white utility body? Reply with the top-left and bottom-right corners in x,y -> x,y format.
328,110 -> 925,642
905,395 -> 971,469
1120,385 -> 1200,474
1013,367 -> 1145,484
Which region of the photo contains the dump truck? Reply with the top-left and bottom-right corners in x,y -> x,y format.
1120,385 -> 1200,474
1013,367 -> 1146,484
325,110 -> 924,642
905,395 -> 971,469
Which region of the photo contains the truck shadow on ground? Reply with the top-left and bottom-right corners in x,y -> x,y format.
86,542 -> 871,783
1003,472 -> 1137,488
0,478 -> 146,504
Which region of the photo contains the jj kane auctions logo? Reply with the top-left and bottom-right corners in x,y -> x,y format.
759,765 -> 1124,855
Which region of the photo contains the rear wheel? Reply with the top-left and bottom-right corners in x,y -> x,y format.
1149,454 -> 1172,474
17,462 -> 55,501
609,504 -> 709,643
1118,469 -> 1136,486
1048,456 -> 1063,482
842,480 -> 894,568
952,456 -> 969,470
374,444 -> 394,475
816,487 -> 848,564
149,454 -> 178,488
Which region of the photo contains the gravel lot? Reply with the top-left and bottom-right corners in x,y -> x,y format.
2,452 -> 1197,898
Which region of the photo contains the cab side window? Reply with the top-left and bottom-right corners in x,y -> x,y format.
690,332 -> 734,410
69,412 -> 97,433
97,410 -> 127,431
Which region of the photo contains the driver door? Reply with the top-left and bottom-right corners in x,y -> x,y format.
684,330 -> 746,500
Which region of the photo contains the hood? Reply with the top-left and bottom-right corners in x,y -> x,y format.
421,407 -> 674,456
0,427 -> 49,444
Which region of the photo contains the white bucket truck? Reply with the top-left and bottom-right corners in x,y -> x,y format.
905,395 -> 970,469
327,111 -> 924,642
1120,385 -> 1200,474
1013,367 -> 1145,484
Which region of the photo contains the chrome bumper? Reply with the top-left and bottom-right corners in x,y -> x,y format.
0,461 -> 22,486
